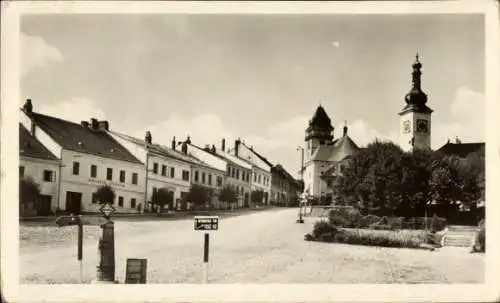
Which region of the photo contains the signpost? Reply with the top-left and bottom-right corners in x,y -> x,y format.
194,216 -> 218,283
56,214 -> 109,283
125,258 -> 147,284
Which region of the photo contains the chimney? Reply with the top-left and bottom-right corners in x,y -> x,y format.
81,121 -> 89,128
204,144 -> 210,152
211,144 -> 216,153
235,138 -> 241,157
172,136 -> 176,150
221,138 -> 226,152
181,141 -> 188,154
455,136 -> 462,144
186,136 -> 191,144
145,131 -> 152,144
23,99 -> 33,114
90,118 -> 99,130
98,120 -> 109,131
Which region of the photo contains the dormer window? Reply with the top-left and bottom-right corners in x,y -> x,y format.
78,141 -> 85,148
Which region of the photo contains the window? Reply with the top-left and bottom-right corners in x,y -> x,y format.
107,168 -> 113,181
258,175 -> 261,183
19,166 -> 24,178
227,166 -> 231,175
161,165 -> 167,176
170,167 -> 175,178
90,165 -> 97,178
92,193 -> 97,204
231,168 -> 235,178
118,196 -> 124,207
217,176 -> 223,187
153,162 -> 158,174
246,172 -> 250,182
208,174 -> 212,185
236,169 -> 239,179
119,170 -> 126,183
240,187 -> 244,194
254,173 -> 257,182
194,170 -> 199,182
43,170 -> 54,182
202,172 -> 206,184
132,173 -> 138,185
182,170 -> 189,181
152,187 -> 157,197
130,198 -> 136,209
241,171 -> 245,181
73,162 -> 80,175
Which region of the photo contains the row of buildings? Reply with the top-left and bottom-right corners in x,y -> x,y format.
19,100 -> 302,216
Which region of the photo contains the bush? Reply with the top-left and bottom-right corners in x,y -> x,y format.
477,227 -> 485,252
312,221 -> 337,238
358,214 -> 381,228
328,213 -> 350,227
332,228 -> 428,248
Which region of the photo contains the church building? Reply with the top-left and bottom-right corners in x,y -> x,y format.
301,105 -> 360,199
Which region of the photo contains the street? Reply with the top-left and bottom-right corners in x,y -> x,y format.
20,208 -> 484,284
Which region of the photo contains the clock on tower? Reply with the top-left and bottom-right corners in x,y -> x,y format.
416,119 -> 429,133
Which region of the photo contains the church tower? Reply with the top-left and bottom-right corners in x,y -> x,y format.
305,105 -> 334,160
398,54 -> 433,152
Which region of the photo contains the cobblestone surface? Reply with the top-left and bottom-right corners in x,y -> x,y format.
20,208 -> 484,284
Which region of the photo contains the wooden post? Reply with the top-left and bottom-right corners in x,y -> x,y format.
77,215 -> 83,283
203,233 -> 209,284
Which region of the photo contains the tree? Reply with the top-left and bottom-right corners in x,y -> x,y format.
183,184 -> 213,210
250,189 -> 265,206
94,185 -> 116,205
19,177 -> 41,215
219,185 -> 239,210
429,156 -> 461,204
151,188 -> 174,213
333,140 -> 405,216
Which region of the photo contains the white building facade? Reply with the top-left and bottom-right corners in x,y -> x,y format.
19,124 -> 61,216
20,99 -> 146,214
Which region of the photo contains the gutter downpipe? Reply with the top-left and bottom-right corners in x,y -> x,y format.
57,151 -> 63,212
144,151 -> 150,213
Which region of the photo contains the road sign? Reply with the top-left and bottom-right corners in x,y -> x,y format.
194,216 -> 219,231
125,258 -> 147,284
99,203 -> 116,218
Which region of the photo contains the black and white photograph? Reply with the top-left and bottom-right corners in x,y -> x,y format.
1,1 -> 499,302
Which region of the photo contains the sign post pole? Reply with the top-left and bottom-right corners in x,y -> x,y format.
194,216 -> 218,284
77,215 -> 83,283
203,232 -> 209,284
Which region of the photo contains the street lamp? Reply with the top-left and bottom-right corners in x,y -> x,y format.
296,146 -> 305,223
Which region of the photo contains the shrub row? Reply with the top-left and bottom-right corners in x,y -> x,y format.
327,207 -> 447,232
472,219 -> 485,253
306,220 -> 433,249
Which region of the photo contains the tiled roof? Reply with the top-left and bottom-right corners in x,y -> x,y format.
19,124 -> 59,161
111,131 -> 222,172
311,135 -> 360,162
216,150 -> 253,170
29,112 -> 142,164
241,142 -> 274,168
272,164 -> 300,187
437,142 -> 485,158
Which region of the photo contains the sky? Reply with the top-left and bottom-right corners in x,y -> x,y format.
20,13 -> 485,177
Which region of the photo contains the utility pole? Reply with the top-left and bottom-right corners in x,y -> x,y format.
296,146 -> 305,223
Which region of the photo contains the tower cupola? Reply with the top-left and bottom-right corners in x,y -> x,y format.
305,105 -> 334,142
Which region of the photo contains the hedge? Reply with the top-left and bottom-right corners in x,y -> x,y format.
306,221 -> 431,249
327,208 -> 446,232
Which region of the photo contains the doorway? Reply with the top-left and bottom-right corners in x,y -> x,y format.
65,191 -> 82,214
38,195 -> 52,216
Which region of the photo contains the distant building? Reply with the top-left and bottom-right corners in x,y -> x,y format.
398,54 -> 433,152
109,131 -> 196,211
230,139 -> 273,205
302,105 -> 360,199
270,164 -> 302,206
437,137 -> 485,158
20,99 -> 145,214
175,138 -> 227,209
19,123 -> 61,216
193,139 -> 253,208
